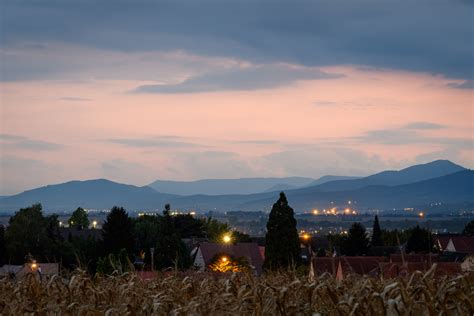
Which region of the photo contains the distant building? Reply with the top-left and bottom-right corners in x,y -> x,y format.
0,263 -> 59,278
192,242 -> 264,275
436,235 -> 474,254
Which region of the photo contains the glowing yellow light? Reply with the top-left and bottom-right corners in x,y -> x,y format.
352,210 -> 357,215
302,233 -> 310,240
312,209 -> 319,215
222,234 -> 232,243
31,263 -> 38,270
344,208 -> 351,214
92,220 -> 97,228
419,212 -> 424,218
221,256 -> 228,262
190,211 -> 196,216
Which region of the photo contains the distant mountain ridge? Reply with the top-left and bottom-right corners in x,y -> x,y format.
305,175 -> 361,187
0,179 -> 176,212
169,169 -> 474,211
148,177 -> 315,195
305,160 -> 465,192
0,160 -> 471,213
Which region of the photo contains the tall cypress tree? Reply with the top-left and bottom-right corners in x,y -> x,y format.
371,215 -> 384,247
264,192 -> 300,270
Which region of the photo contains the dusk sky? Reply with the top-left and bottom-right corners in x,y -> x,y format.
1,0 -> 473,195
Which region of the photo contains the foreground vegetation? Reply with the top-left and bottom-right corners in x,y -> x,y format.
0,269 -> 472,315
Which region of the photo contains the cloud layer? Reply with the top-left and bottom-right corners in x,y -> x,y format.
2,1 -> 473,80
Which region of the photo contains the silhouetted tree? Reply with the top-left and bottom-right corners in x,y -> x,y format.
163,203 -> 171,216
233,230 -> 251,243
133,215 -> 161,266
68,207 -> 90,229
154,211 -> 190,269
264,192 -> 300,270
172,214 -> 205,238
381,229 -> 411,247
60,234 -> 101,273
405,225 -> 434,253
102,206 -> 134,255
462,220 -> 474,236
343,223 -> 369,256
0,225 -> 5,266
4,204 -> 61,263
371,215 -> 384,247
202,217 -> 231,242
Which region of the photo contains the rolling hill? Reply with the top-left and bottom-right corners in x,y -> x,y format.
304,160 -> 465,192
0,179 -> 177,212
168,170 -> 474,211
148,177 -> 315,195
0,160 -> 471,213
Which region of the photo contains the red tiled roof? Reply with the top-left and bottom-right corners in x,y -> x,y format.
312,257 -> 387,276
389,254 -> 439,263
339,257 -> 386,276
380,262 -> 462,278
312,258 -> 337,275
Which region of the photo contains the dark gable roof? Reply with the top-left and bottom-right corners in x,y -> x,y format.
198,242 -> 264,274
450,237 -> 474,254
436,236 -> 474,254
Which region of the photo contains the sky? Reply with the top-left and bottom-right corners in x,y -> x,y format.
0,0 -> 473,195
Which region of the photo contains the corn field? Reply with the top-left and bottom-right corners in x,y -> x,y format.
0,269 -> 473,315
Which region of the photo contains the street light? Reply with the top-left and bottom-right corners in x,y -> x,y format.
92,220 -> 97,229
222,234 -> 232,244
150,247 -> 155,272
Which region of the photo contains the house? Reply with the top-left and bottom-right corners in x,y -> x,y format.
0,263 -> 59,278
0,265 -> 23,277
436,235 -> 474,254
193,242 -> 264,275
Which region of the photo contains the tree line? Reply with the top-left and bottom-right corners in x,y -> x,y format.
0,203 -> 247,274
0,194 -> 473,274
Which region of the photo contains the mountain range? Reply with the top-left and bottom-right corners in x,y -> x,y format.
0,160 -> 471,213
148,177 -> 317,195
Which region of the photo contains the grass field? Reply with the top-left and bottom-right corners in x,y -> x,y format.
0,268 -> 473,315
